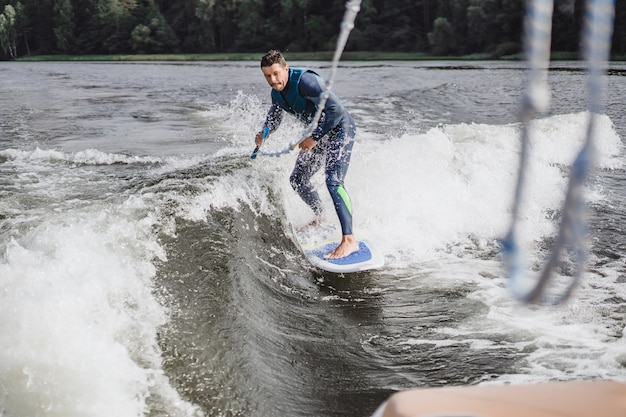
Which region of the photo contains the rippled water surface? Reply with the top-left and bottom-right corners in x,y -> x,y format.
0,61 -> 625,417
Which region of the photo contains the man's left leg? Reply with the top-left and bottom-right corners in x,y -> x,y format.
325,121 -> 358,259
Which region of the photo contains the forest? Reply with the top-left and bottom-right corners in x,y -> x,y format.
0,0 -> 625,60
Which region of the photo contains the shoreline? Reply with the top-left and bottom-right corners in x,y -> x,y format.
11,51 -> 602,62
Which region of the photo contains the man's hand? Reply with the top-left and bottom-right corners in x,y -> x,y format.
298,136 -> 317,152
255,131 -> 266,146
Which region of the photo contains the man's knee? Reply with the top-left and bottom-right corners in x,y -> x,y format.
325,172 -> 342,189
289,172 -> 300,191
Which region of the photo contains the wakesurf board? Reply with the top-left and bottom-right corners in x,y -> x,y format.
303,240 -> 385,273
293,224 -> 384,273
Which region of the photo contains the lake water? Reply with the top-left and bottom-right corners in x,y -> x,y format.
0,60 -> 625,417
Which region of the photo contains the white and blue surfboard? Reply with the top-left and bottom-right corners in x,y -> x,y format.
303,240 -> 385,273
292,222 -> 384,273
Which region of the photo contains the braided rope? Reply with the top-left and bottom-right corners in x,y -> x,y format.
503,0 -> 615,304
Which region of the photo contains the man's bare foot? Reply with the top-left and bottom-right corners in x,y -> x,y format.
297,214 -> 327,232
325,235 -> 359,259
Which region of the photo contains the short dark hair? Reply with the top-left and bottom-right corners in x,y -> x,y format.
261,50 -> 286,68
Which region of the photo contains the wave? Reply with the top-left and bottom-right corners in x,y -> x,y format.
0,147 -> 163,166
0,103 -> 623,416
245,110 -> 623,265
0,150 -> 202,416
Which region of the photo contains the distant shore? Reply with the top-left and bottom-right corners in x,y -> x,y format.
13,51 -> 610,62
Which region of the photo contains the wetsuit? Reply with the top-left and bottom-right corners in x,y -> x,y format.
263,68 -> 356,235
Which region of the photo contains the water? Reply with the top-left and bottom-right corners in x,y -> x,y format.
0,60 -> 625,417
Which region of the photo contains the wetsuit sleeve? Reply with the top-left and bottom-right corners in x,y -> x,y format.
263,102 -> 283,134
298,72 -> 346,142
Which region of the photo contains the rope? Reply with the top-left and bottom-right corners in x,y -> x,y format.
258,0 -> 362,157
502,0 -> 615,304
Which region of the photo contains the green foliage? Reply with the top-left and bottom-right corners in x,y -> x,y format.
0,0 -> 622,60
0,5 -> 17,58
467,0 -> 495,52
492,41 -> 521,58
53,0 -> 75,53
615,0 -> 626,54
428,17 -> 454,56
129,2 -> 178,53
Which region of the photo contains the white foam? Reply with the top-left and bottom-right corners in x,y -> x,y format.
254,106 -> 624,383
346,112 -> 623,263
0,198 -> 200,417
203,92 -> 626,384
210,93 -> 623,267
0,147 -> 163,166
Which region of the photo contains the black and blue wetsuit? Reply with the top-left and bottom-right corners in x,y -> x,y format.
263,68 -> 356,235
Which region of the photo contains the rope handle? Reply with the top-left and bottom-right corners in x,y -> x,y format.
250,126 -> 270,159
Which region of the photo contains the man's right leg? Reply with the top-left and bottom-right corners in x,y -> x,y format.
289,148 -> 325,215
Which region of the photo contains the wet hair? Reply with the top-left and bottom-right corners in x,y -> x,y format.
260,50 -> 286,68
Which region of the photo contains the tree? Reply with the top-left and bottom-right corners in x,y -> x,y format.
467,0 -> 497,53
552,0 -> 580,52
53,0 -> 75,53
0,4 -> 17,58
233,0 -> 268,51
130,23 -> 150,52
493,0 -> 523,56
95,0 -> 141,53
156,0 -> 205,52
73,0 -> 104,53
614,0 -> 626,55
195,0 -> 217,51
367,0 -> 429,52
344,0 -> 379,51
129,1 -> 179,53
435,0 -> 470,54
428,16 -> 455,55
13,1 -> 29,55
0,0 -> 612,57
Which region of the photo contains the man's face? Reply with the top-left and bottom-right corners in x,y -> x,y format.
262,63 -> 289,92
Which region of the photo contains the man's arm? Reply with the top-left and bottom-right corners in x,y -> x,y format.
255,102 -> 283,149
263,102 -> 283,134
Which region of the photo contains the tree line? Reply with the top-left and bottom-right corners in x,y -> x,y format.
0,0 -> 625,60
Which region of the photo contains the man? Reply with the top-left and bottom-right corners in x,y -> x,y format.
255,50 -> 358,259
